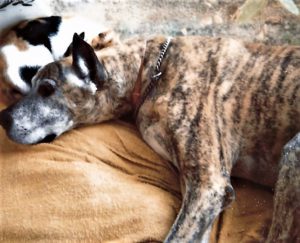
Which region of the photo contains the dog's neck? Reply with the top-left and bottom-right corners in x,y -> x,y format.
91,36 -> 169,122
96,37 -> 147,118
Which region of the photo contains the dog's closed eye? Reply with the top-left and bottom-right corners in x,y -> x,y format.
37,81 -> 55,97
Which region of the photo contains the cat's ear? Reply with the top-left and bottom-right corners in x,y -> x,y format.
72,33 -> 106,89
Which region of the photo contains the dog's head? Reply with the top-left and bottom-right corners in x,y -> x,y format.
0,34 -> 114,144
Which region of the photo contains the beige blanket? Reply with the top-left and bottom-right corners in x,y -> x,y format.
0,99 -> 273,242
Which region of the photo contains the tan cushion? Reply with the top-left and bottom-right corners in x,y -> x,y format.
0,122 -> 181,242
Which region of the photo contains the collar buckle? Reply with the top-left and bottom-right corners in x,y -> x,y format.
151,71 -> 162,81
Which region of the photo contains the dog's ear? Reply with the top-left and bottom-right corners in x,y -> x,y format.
63,32 -> 85,57
72,33 -> 106,89
15,16 -> 61,52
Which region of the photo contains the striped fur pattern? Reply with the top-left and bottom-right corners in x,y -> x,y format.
0,34 -> 299,242
137,36 -> 300,242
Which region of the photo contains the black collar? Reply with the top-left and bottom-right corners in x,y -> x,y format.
132,37 -> 172,119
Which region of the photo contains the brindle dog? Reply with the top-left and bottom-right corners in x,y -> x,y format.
0,33 -> 299,242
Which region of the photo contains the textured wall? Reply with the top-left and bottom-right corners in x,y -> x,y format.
49,0 -> 300,44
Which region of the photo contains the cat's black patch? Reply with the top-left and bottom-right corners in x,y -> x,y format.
14,16 -> 61,53
19,65 -> 41,86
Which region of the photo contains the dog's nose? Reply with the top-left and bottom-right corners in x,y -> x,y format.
38,133 -> 57,143
0,109 -> 13,131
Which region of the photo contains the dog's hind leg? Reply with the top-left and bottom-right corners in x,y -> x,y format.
266,133 -> 300,243
164,156 -> 235,243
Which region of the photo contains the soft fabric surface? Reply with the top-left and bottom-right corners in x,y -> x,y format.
0,112 -> 274,243
0,120 -> 181,242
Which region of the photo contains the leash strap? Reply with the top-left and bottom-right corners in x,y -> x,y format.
134,37 -> 172,119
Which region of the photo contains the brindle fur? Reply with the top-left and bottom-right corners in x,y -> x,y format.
0,34 -> 299,242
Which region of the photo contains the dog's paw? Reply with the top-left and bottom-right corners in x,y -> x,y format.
91,30 -> 120,50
